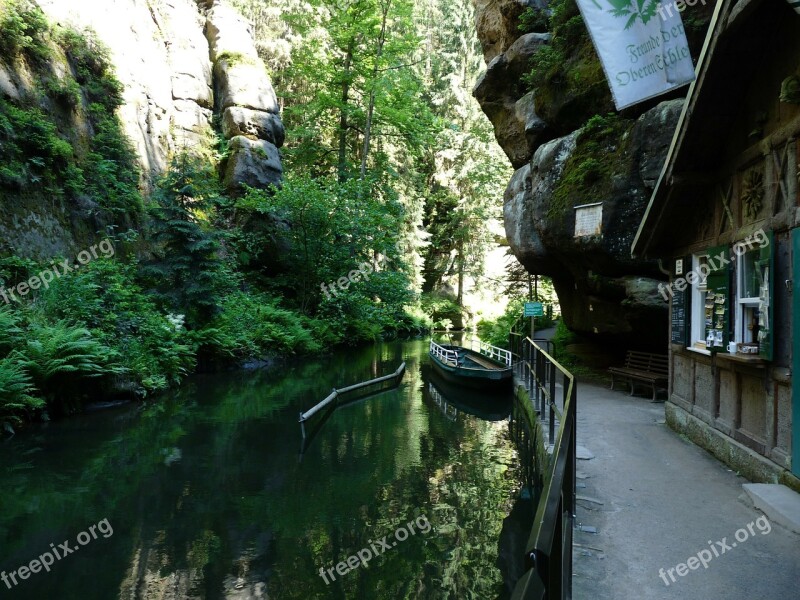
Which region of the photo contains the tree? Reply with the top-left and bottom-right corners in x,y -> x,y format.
141,155 -> 227,327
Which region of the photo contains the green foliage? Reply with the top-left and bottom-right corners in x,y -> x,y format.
0,17 -> 141,215
0,98 -> 75,191
549,113 -> 633,218
420,293 -> 462,331
42,76 -> 82,107
34,258 -> 195,395
82,103 -> 142,214
522,0 -> 611,130
518,6 -> 550,33
56,26 -> 124,111
204,291 -> 321,359
142,155 -> 229,327
237,175 -> 409,313
0,0 -> 50,65
477,298 -> 524,349
17,321 -> 124,403
0,357 -> 41,424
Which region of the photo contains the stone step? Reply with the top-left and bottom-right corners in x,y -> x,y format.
742,483 -> 800,535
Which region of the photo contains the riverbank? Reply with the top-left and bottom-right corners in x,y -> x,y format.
572,382 -> 800,599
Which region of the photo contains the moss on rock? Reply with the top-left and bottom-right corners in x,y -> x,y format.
548,113 -> 633,219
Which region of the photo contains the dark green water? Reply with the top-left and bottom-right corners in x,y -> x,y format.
0,341 -> 538,599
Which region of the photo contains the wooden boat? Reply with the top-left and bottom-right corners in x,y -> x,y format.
428,339 -> 513,390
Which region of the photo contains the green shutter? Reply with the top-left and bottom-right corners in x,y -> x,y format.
706,245 -> 732,353
758,231 -> 775,361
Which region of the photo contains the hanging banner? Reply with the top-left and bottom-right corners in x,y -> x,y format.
576,0 -> 696,110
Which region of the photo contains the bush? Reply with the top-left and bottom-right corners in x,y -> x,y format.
0,0 -> 50,65
0,99 -> 76,192
204,291 -> 321,360
35,258 -> 195,395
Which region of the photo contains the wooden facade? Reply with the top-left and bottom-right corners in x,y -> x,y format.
633,0 -> 800,486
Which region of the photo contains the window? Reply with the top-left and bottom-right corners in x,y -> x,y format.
735,248 -> 762,346
689,254 -> 711,351
678,231 -> 774,360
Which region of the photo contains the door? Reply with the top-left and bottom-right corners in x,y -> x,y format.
792,229 -> 800,477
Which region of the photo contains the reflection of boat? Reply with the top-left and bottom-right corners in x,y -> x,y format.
423,365 -> 513,421
429,339 -> 513,390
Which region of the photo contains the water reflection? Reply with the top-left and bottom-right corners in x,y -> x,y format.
0,341 -> 541,599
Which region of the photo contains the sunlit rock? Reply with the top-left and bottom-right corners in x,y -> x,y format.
224,136 -> 282,193
222,106 -> 285,147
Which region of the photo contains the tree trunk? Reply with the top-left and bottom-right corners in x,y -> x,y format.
360,0 -> 391,178
338,40 -> 355,183
457,239 -> 464,306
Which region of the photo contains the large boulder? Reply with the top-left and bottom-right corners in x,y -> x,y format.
222,106 -> 285,147
223,136 -> 283,193
473,33 -> 552,168
205,3 -> 260,63
503,100 -> 684,348
213,57 -> 279,114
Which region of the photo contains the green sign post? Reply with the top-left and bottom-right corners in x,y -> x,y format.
524,302 -> 544,340
524,302 -> 544,317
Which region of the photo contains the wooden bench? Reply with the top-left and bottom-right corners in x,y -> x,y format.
608,351 -> 669,401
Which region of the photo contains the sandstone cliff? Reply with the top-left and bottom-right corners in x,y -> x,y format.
472,0 -> 713,348
0,0 -> 284,259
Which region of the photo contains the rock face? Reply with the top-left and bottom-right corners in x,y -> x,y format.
36,0 -> 216,186
473,33 -> 551,168
205,3 -> 285,194
473,2 -> 687,348
224,136 -> 283,191
222,106 -> 285,147
473,0 -> 548,62
0,0 -> 285,258
502,99 -> 684,348
32,0 -> 284,193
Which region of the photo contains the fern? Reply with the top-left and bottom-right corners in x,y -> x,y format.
0,358 -> 43,424
0,305 -> 24,353
17,321 -> 125,399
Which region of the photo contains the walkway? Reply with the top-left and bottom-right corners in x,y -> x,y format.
572,383 -> 800,599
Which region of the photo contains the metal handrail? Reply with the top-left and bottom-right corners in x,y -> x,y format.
510,337 -> 577,600
469,338 -> 512,366
430,340 -> 459,366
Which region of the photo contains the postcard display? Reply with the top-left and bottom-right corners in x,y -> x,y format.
705,288 -> 728,349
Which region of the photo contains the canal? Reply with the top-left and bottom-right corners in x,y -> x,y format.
0,340 -> 540,599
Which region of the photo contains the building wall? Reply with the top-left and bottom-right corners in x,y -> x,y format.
665,39 -> 799,476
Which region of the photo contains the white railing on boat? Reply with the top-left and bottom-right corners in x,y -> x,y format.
469,338 -> 512,367
430,340 -> 459,366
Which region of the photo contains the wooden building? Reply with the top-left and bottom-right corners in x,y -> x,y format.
632,0 -> 800,488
